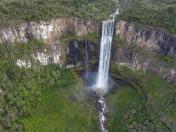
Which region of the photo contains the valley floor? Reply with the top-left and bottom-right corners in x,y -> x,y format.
23,69 -> 99,132
22,66 -> 176,132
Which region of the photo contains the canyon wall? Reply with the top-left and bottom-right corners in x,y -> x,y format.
0,17 -> 99,44
0,17 -> 175,83
112,48 -> 176,84
116,20 -> 176,57
0,17 -> 99,67
114,20 -> 176,84
1,18 -> 175,58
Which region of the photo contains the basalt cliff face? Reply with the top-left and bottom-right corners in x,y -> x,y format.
1,18 -> 175,57
0,18 -> 175,83
0,17 -> 99,44
116,20 -> 176,57
0,17 -> 99,67
112,48 -> 176,84
114,20 -> 176,84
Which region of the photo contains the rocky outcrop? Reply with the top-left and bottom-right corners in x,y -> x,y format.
15,39 -> 99,68
16,44 -> 63,68
113,20 -> 176,84
0,17 -> 99,44
116,20 -> 176,57
112,48 -> 176,84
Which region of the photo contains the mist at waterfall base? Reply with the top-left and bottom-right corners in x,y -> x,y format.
83,71 -> 115,95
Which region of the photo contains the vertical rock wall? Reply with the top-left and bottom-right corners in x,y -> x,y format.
0,17 -> 99,44
113,20 -> 176,84
116,20 -> 176,56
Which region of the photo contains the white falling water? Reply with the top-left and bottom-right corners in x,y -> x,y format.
95,5 -> 119,132
95,4 -> 119,95
95,20 -> 115,94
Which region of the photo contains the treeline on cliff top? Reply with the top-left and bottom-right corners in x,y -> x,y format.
0,0 -> 176,35
0,0 -> 117,27
119,0 -> 176,35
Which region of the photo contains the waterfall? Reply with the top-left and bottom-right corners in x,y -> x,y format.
95,4 -> 119,131
95,20 -> 115,94
95,20 -> 115,132
95,3 -> 119,95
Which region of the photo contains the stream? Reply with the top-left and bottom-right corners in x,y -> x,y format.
98,97 -> 109,132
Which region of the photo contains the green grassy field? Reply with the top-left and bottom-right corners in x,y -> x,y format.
23,69 -> 99,132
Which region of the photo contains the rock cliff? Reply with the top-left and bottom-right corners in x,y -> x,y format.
114,20 -> 176,84
116,20 -> 176,57
0,17 -> 99,44
0,17 -> 99,67
0,17 -> 175,84
112,48 -> 176,84
1,18 -> 175,57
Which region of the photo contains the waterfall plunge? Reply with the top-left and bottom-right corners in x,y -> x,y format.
95,4 -> 119,96
95,20 -> 115,95
94,3 -> 120,132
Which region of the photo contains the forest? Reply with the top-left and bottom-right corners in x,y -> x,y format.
0,0 -> 176,34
